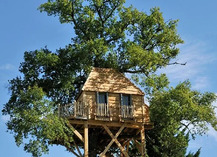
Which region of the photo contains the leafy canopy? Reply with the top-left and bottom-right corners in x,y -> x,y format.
2,0 -> 217,157
146,81 -> 217,157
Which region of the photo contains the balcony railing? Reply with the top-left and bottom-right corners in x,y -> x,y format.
121,105 -> 134,119
59,102 -> 134,121
96,103 -> 109,117
59,101 -> 89,119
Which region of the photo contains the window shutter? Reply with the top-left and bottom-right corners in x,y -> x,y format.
96,92 -> 99,104
106,92 -> 108,104
120,94 -> 123,106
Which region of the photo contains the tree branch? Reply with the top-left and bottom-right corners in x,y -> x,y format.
167,62 -> 187,66
71,1 -> 90,40
93,3 -> 105,38
103,3 -> 119,23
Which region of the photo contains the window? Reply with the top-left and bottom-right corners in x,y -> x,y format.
96,92 -> 109,116
120,94 -> 132,106
96,92 -> 108,104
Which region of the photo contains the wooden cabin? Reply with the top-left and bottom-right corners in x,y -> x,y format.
59,67 -> 153,157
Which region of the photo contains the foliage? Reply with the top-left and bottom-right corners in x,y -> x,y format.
2,85 -> 74,156
38,0 -> 183,74
2,0 -> 216,157
146,81 -> 217,157
186,149 -> 201,157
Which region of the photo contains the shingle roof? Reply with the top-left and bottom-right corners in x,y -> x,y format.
82,67 -> 144,95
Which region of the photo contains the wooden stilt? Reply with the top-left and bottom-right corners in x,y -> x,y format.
84,122 -> 89,157
140,126 -> 145,157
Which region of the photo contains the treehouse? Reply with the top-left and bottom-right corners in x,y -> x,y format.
59,67 -> 153,157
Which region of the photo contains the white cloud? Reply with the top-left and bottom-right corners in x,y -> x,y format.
0,64 -> 15,70
159,40 -> 217,90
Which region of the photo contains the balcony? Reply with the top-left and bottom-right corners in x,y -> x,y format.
59,101 -> 134,121
59,102 -> 89,119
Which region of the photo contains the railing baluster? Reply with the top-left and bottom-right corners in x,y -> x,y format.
106,103 -> 108,116
104,103 -> 106,116
96,103 -> 110,117
60,102 -> 111,119
120,105 -> 133,119
59,102 -> 89,119
127,106 -> 129,118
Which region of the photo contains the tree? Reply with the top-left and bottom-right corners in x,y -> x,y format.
145,81 -> 216,157
2,0 -> 217,157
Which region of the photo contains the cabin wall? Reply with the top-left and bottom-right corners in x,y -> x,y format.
82,91 -> 96,119
144,104 -> 150,123
132,95 -> 143,122
132,95 -> 150,123
79,91 -> 150,123
108,93 -> 120,121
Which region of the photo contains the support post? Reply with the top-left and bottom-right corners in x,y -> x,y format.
140,126 -> 146,157
84,122 -> 89,157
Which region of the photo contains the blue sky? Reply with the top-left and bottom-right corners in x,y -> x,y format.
0,0 -> 217,156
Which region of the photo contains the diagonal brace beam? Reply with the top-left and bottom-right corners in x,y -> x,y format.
67,123 -> 84,142
100,124 -> 129,157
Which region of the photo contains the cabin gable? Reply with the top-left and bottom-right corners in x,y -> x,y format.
82,67 -> 144,95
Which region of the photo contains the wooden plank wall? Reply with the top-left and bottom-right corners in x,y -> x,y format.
83,91 -> 95,119
79,91 -> 150,123
132,95 -> 144,123
108,93 -> 120,121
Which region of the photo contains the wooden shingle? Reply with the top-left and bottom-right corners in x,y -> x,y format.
82,67 -> 144,95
